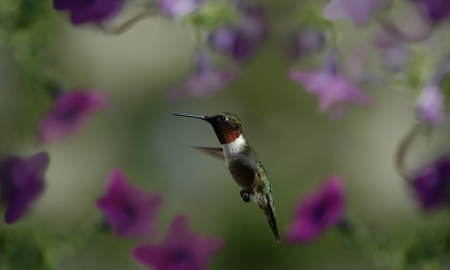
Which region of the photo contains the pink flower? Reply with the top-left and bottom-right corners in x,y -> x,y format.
97,169 -> 163,238
287,27 -> 325,61
417,82 -> 444,126
132,215 -> 224,270
323,0 -> 391,27
289,51 -> 371,116
166,51 -> 236,101
285,175 -> 345,244
208,4 -> 268,61
37,90 -> 105,144
157,0 -> 205,18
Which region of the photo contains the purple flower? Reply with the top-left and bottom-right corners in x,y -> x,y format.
289,51 -> 371,116
411,157 -> 450,210
157,0 -> 204,18
323,0 -> 390,27
37,90 -> 105,144
53,0 -> 125,25
374,30 -> 409,72
209,4 -> 267,61
166,51 -> 236,101
0,152 -> 49,224
96,168 -> 163,238
287,27 -> 325,60
410,0 -> 450,24
132,215 -> 224,270
416,82 -> 444,126
285,175 -> 345,244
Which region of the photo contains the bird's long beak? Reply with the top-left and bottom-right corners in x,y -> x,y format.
173,113 -> 206,120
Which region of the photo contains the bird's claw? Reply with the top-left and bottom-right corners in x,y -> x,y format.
240,190 -> 251,203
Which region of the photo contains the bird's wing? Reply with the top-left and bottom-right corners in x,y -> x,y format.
234,153 -> 259,172
189,146 -> 225,161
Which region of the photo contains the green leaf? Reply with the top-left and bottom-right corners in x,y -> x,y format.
182,1 -> 238,31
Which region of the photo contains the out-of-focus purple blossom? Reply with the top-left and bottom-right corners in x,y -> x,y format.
323,0 -> 390,27
375,30 -> 410,72
166,51 -> 236,101
132,215 -> 224,270
344,47 -> 383,85
0,152 -> 49,224
412,157 -> 450,210
416,75 -> 445,126
289,51 -> 371,116
209,4 -> 267,61
285,175 -> 344,244
37,90 -> 105,144
288,27 -> 325,61
410,0 -> 450,24
53,0 -> 125,25
157,0 -> 204,18
97,168 -> 163,238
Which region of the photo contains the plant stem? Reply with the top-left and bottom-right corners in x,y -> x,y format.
395,123 -> 423,180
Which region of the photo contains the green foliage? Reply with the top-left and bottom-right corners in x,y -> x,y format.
404,47 -> 434,97
0,0 -> 59,93
182,1 -> 237,31
294,2 -> 332,31
439,73 -> 450,109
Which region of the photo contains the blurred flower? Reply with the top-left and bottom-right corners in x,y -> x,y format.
411,157 -> 450,210
375,30 -> 409,72
0,152 -> 49,224
344,46 -> 383,84
209,4 -> 267,61
289,51 -> 371,116
410,0 -> 450,24
97,168 -> 163,238
285,175 -> 344,244
323,0 -> 390,27
53,0 -> 125,25
166,50 -> 236,101
37,90 -> 105,144
132,215 -> 224,270
157,0 -> 205,18
416,79 -> 444,126
287,27 -> 325,61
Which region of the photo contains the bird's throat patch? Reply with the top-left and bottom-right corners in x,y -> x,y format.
220,129 -> 241,144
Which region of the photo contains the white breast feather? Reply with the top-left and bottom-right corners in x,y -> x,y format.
222,134 -> 245,165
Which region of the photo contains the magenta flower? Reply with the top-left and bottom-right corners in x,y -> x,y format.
416,71 -> 446,126
166,51 -> 236,101
285,175 -> 345,244
289,51 -> 371,116
209,4 -> 267,61
37,90 -> 105,144
0,152 -> 49,224
157,0 -> 205,18
53,0 -> 125,25
410,0 -> 450,24
132,215 -> 224,270
287,27 -> 325,61
411,157 -> 450,210
323,0 -> 390,27
96,169 -> 163,238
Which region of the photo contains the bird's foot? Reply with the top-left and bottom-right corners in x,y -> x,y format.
240,190 -> 251,203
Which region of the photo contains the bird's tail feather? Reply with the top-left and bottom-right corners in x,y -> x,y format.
258,194 -> 280,243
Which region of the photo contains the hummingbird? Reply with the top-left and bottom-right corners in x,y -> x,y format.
173,112 -> 280,243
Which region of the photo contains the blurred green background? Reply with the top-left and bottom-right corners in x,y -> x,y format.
1,0 -> 450,269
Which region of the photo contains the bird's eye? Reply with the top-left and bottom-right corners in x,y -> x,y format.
218,116 -> 227,122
